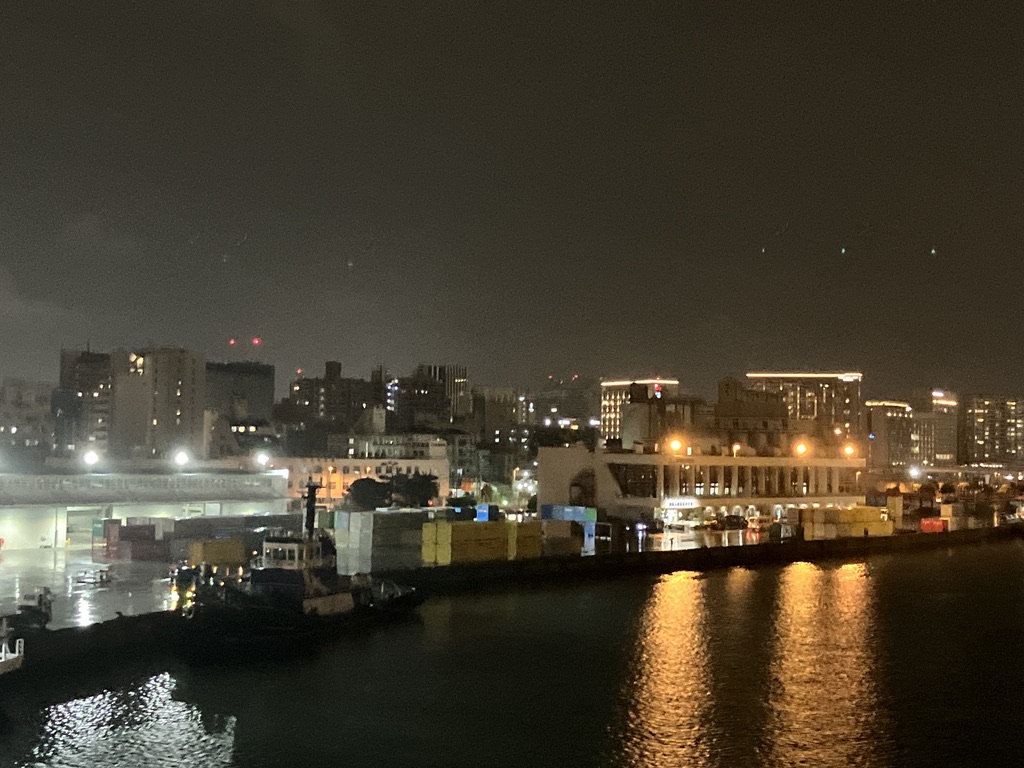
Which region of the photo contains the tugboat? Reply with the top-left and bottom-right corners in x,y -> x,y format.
172,478 -> 424,660
2,587 -> 54,633
0,619 -> 24,677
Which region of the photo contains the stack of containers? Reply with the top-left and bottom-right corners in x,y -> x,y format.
188,538 -> 247,569
800,506 -> 894,539
421,520 -> 509,566
540,505 -> 596,555
335,510 -> 426,575
539,520 -> 583,557
920,517 -> 949,533
506,521 -> 543,560
475,504 -> 501,522
450,521 -> 507,564
127,517 -> 176,541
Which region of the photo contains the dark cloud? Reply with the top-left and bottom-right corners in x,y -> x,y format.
0,2 -> 1022,397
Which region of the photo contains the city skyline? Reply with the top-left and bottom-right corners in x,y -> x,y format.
3,4 -> 1024,398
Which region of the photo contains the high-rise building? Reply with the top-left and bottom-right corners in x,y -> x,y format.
415,363 -> 470,421
745,372 -> 863,438
392,371 -> 451,432
205,361 -> 275,422
0,378 -> 55,449
288,362 -> 376,430
910,388 -> 959,466
110,347 -> 206,459
56,348 -> 129,454
599,378 -> 679,442
959,395 -> 1024,466
864,400 -> 916,468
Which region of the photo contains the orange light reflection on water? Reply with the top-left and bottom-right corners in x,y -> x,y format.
616,570 -> 712,768
766,561 -> 886,767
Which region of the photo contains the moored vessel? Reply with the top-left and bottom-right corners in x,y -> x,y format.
170,478 -> 424,660
0,620 -> 25,677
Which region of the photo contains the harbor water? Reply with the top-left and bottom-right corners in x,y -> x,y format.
3,540 -> 1024,767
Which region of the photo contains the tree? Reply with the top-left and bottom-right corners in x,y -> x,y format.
390,473 -> 439,507
347,478 -> 391,511
939,482 -> 956,496
918,482 -> 938,510
527,494 -> 537,514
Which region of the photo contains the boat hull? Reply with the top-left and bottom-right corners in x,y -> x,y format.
173,589 -> 425,664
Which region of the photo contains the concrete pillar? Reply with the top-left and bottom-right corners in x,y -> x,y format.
730,464 -> 739,497
670,464 -> 681,497
757,466 -> 767,497
687,464 -> 696,495
656,463 -> 665,499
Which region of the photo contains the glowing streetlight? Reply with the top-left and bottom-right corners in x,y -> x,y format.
794,442 -> 808,457
173,450 -> 190,467
82,450 -> 99,467
669,439 -> 683,453
843,444 -> 856,457
255,452 -> 270,467
731,442 -> 742,457
908,466 -> 921,479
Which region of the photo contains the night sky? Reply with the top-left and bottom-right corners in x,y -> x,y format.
1,2 -> 1021,398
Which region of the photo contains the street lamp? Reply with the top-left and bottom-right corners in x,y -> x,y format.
255,452 -> 270,468
731,442 -> 742,457
82,450 -> 100,468
843,444 -> 856,457
173,450 -> 190,468
669,438 -> 683,453
794,441 -> 809,457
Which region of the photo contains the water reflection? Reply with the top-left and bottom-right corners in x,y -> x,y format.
766,561 -> 886,767
612,571 -> 712,767
25,672 -> 235,768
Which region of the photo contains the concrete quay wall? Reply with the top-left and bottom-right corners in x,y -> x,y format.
382,527 -> 1024,594
6,527 -> 1022,681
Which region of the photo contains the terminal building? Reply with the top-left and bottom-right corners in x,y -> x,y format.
538,443 -> 865,525
543,376 -> 865,525
0,469 -> 288,550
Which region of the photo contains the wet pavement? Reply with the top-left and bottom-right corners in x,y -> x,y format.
0,547 -> 173,630
0,528 -> 767,631
635,527 -> 765,552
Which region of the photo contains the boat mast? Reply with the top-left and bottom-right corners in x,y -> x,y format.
303,476 -> 323,539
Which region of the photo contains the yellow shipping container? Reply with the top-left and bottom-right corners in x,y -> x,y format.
866,520 -> 894,537
450,520 -> 506,543
450,539 -> 507,564
507,521 -> 543,560
188,538 -> 246,568
437,520 -> 453,547
421,522 -> 437,566
514,537 -> 543,560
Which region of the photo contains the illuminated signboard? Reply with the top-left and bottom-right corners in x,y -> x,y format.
662,497 -> 699,510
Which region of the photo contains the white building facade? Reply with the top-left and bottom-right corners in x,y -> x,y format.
538,444 -> 865,523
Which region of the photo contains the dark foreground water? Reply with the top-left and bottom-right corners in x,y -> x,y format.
3,541 -> 1024,767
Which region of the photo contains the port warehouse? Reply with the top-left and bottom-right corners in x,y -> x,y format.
0,470 -> 289,550
0,463 -> 957,568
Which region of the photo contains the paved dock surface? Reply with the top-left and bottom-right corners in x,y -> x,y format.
0,548 -> 172,630
0,529 -> 761,630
